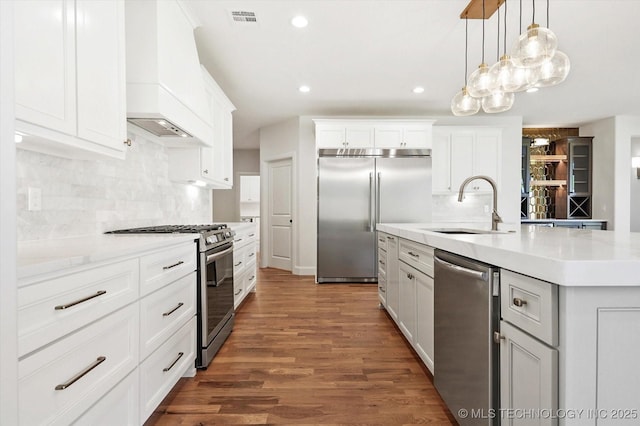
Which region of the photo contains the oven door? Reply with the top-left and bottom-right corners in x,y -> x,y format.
202,243 -> 234,346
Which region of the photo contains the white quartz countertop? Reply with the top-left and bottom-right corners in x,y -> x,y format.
377,223 -> 640,286
225,222 -> 256,231
18,234 -> 199,280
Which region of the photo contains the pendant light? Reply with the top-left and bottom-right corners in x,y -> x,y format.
451,16 -> 481,116
512,0 -> 557,67
488,0 -> 533,92
467,0 -> 492,98
532,0 -> 570,87
483,4 -> 514,113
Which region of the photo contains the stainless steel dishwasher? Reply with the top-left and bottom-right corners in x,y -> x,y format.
433,249 -> 500,426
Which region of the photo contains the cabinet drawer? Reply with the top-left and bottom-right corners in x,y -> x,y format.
501,270 -> 558,346
377,232 -> 388,251
73,369 -> 139,426
18,304 -> 139,426
244,260 -> 257,294
377,247 -> 387,278
233,226 -> 257,248
140,272 -> 197,361
18,258 -> 138,357
233,244 -> 248,276
398,239 -> 434,277
140,242 -> 196,297
140,317 -> 196,423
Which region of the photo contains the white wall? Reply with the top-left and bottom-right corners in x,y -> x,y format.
16,136 -> 212,241
0,1 -> 18,421
630,137 -> 640,232
212,149 -> 260,222
581,115 -> 640,231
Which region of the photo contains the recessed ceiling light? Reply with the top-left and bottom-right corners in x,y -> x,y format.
413,86 -> 425,94
299,85 -> 311,93
291,15 -> 308,28
526,87 -> 539,93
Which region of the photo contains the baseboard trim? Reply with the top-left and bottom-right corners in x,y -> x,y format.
293,266 -> 316,276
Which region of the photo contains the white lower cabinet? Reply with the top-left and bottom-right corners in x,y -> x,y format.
73,369 -> 139,426
415,269 -> 434,373
382,234 -> 435,375
18,304 -> 139,426
398,262 -> 417,344
140,317 -> 196,423
229,222 -> 259,308
499,321 -> 558,426
17,240 -> 198,425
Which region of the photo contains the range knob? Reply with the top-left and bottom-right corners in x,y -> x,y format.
206,235 -> 218,244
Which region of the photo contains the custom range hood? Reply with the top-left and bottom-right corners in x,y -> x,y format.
125,0 -> 212,146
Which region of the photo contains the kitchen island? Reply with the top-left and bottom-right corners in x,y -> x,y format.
378,223 -> 640,426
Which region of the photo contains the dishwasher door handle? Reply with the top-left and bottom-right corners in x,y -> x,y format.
434,256 -> 487,281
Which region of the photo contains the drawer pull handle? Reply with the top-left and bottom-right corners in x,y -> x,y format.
407,273 -> 414,280
235,261 -> 243,267
379,260 -> 385,265
249,275 -> 255,281
55,290 -> 107,310
249,233 -> 255,237
163,352 -> 184,372
235,238 -> 243,242
493,332 -> 505,344
379,287 -> 386,293
163,302 -> 184,317
379,238 -> 384,242
408,251 -> 420,258
55,356 -> 106,390
235,289 -> 242,296
513,298 -> 527,307
387,236 -> 395,241
163,260 -> 184,270
249,252 -> 255,257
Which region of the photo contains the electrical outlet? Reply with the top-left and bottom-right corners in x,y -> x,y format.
484,205 -> 489,213
28,187 -> 42,211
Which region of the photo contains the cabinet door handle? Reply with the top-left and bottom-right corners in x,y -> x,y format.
163,260 -> 184,270
55,356 -> 106,390
163,352 -> 184,372
407,251 -> 420,258
235,261 -> 242,267
513,297 -> 527,307
224,177 -> 229,181
203,169 -> 209,174
55,290 -> 107,310
493,331 -> 505,344
162,302 -> 184,317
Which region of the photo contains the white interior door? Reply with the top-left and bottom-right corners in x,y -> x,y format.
268,158 -> 292,271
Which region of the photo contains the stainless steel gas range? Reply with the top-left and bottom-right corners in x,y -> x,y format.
106,224 -> 235,368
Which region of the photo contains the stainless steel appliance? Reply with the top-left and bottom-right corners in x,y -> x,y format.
317,148 -> 432,283
105,224 -> 235,368
433,249 -> 500,426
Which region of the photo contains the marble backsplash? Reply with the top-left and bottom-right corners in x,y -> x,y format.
16,136 -> 211,241
432,193 -> 494,223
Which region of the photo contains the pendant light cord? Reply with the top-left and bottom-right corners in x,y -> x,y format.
481,0 -> 485,63
547,0 -> 550,28
532,0 -> 536,25
464,16 -> 469,86
519,0 -> 522,33
496,5 -> 500,61
503,0 -> 508,55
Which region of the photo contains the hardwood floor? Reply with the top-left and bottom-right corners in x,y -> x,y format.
146,268 -> 455,425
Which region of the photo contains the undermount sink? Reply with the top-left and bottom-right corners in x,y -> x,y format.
423,228 -> 513,235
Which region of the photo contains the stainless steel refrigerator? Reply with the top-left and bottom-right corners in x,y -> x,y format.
317,148 -> 432,283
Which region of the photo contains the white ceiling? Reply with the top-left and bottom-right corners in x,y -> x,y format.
184,0 -> 640,149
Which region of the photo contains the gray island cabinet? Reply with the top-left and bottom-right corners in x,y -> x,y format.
377,223 -> 640,426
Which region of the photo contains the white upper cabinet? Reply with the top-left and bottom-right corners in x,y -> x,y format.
14,0 -> 127,159
314,119 -> 433,149
374,123 -> 433,149
168,67 -> 235,189
432,127 -> 501,193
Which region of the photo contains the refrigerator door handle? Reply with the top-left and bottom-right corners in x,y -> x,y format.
376,172 -> 381,225
369,172 -> 374,232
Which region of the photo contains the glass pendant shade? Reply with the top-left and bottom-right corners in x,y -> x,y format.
482,90 -> 515,113
534,50 -> 571,87
451,87 -> 481,116
467,63 -> 492,98
488,55 -> 536,92
512,24 -> 558,68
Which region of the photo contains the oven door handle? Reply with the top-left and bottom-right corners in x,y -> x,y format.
206,246 -> 234,263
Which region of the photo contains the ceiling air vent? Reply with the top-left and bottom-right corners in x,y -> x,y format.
229,10 -> 257,24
